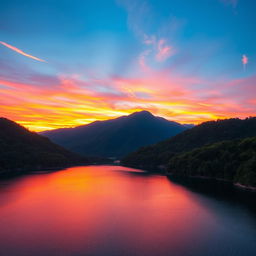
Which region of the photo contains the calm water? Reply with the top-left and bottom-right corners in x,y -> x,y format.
0,165 -> 256,256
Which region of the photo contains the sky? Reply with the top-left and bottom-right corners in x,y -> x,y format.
0,0 -> 255,131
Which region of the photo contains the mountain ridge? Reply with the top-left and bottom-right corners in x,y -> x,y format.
121,117 -> 256,170
0,117 -> 89,176
42,111 -> 191,158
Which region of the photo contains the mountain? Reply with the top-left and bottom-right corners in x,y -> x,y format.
121,117 -> 256,170
41,111 -> 190,158
168,136 -> 256,188
0,118 -> 89,176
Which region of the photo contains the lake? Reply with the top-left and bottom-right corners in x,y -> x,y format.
0,165 -> 256,256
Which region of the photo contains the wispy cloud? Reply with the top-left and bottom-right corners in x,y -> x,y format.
0,0 -> 253,131
155,39 -> 173,62
143,34 -> 156,45
242,54 -> 248,70
0,41 -> 46,62
138,49 -> 152,71
1,64 -> 255,131
141,35 -> 174,66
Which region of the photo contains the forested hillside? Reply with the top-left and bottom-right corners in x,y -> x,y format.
0,118 -> 89,176
122,117 -> 256,170
167,137 -> 256,188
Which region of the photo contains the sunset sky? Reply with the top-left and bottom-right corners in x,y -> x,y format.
0,0 -> 255,131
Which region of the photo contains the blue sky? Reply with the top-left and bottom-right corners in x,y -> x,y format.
0,0 -> 255,130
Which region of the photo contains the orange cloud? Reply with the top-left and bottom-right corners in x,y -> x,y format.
0,41 -> 46,62
0,68 -> 255,132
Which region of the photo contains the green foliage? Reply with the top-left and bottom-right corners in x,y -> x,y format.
167,137 -> 256,187
122,117 -> 256,170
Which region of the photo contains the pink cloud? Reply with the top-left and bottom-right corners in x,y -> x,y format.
140,35 -> 174,66
156,39 -> 173,62
1,57 -> 255,131
0,41 -> 46,62
242,54 -> 248,70
138,50 -> 152,71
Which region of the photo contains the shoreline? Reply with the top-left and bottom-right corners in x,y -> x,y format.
167,172 -> 256,192
0,163 -> 89,179
1,163 -> 256,192
122,163 -> 256,192
121,164 -> 256,192
0,162 -> 117,180
234,182 -> 256,192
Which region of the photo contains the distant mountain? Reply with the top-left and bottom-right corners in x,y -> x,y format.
121,117 -> 256,170
0,118 -> 89,176
41,111 -> 190,158
168,136 -> 256,188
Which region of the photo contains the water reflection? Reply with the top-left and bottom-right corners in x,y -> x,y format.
168,176 -> 256,216
0,165 -> 255,256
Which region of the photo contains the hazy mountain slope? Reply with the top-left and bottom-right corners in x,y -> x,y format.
121,117 -> 256,170
42,111 -> 189,158
0,118 -> 89,176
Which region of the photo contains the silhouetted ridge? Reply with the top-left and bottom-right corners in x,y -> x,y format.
0,118 -> 28,134
42,111 -> 190,158
121,117 -> 256,170
0,118 -> 89,176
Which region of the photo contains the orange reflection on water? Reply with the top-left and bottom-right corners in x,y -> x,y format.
0,165 -> 253,256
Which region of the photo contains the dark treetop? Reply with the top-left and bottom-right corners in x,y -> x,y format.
168,136 -> 256,188
122,117 -> 256,172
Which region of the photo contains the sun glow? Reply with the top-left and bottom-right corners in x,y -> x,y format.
0,1 -> 255,131
0,72 -> 255,131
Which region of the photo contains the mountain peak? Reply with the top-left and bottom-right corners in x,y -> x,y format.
129,110 -> 154,118
43,110 -> 188,158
